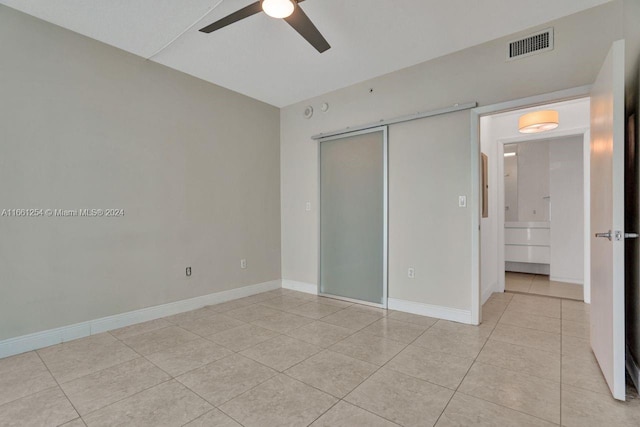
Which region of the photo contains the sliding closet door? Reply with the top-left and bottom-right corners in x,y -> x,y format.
319,127 -> 387,306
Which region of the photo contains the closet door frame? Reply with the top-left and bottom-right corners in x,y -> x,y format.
316,126 -> 388,308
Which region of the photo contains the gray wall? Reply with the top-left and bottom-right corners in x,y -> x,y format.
0,6 -> 281,341
280,1 -> 624,315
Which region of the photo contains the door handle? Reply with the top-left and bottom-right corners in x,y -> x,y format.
595,230 -> 632,241
595,230 -> 612,241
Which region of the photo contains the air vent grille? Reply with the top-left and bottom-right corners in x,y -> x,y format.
507,28 -> 554,61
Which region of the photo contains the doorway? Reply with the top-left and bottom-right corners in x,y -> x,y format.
502,134 -> 586,301
479,97 -> 591,305
318,127 -> 388,307
473,40 -> 633,401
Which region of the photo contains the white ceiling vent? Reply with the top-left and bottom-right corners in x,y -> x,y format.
507,28 -> 554,61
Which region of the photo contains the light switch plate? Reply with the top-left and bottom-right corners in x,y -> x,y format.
459,196 -> 467,208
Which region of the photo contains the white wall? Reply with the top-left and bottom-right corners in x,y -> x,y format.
0,7 -> 281,341
281,3 -> 622,321
480,99 -> 590,300
517,141 -> 551,221
481,119 -> 500,298
550,136 -> 585,283
504,151 -> 519,222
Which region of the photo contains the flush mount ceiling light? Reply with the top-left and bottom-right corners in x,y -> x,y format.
518,110 -> 559,134
261,0 -> 295,18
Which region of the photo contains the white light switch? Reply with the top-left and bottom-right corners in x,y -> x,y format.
305,201 -> 311,211
458,196 -> 467,208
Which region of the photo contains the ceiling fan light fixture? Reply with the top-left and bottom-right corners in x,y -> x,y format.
262,0 -> 295,19
518,110 -> 559,134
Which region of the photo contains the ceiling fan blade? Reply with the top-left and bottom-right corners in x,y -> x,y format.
199,1 -> 262,33
284,4 -> 331,53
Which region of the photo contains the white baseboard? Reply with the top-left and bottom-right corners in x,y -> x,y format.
481,281 -> 498,305
281,279 -> 317,295
388,298 -> 472,324
0,279 -> 281,359
626,344 -> 640,394
550,276 -> 584,285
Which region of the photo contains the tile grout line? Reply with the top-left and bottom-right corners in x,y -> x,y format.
312,318 -> 438,426
5,289 -> 578,426
177,408 -> 243,427
170,295 -> 374,425
487,294 -> 565,424
78,332 -> 227,425
0,292 -> 527,425
502,301 -> 565,320
506,272 -> 584,301
125,291 -> 571,426
276,308 -> 393,374
451,390 -> 563,426
84,320 -> 277,425
507,289 -> 583,302
0,291 -> 389,426
303,399 -> 342,427
79,377 -> 176,422
174,375 -> 249,427
432,294 -> 510,425
495,318 -> 562,335
439,294 -> 564,426
289,322 -> 408,382
33,350 -> 81,423
216,307 -> 391,423
480,294 -> 591,425
0,364 -> 59,409
0,341 -> 153,416
113,319 -> 282,425
70,333 -> 182,421
306,397 -> 403,427
237,305 -> 429,425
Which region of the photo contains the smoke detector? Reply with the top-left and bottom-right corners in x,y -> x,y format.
303,105 -> 314,119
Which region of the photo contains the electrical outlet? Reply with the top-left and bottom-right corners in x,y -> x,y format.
186,267 -> 191,277
240,259 -> 247,269
408,267 -> 415,279
305,201 -> 311,212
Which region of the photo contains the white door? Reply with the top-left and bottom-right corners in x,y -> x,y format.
590,39 -> 626,401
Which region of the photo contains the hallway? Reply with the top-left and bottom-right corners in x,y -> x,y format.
505,272 -> 584,300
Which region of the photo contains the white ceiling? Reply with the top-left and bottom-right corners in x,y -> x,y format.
1,0 -> 611,107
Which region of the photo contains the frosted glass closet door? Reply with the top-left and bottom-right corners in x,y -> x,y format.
320,129 -> 386,305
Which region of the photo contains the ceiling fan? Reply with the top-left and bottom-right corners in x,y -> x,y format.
199,0 -> 331,53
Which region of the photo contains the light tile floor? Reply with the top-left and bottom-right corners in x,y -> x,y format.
506,272 -> 584,300
1,289 -> 639,426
